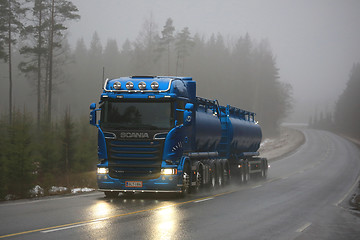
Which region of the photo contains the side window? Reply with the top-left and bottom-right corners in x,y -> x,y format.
176,100 -> 186,126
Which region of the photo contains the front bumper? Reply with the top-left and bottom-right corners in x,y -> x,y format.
97,174 -> 182,193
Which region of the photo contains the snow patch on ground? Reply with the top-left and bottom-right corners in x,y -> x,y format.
71,188 -> 95,194
259,127 -> 305,161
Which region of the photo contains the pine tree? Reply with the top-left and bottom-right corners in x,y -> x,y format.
335,63 -> 360,137
175,27 -> 194,75
159,18 -> 175,74
5,110 -> 35,198
19,0 -> 49,127
46,0 -> 79,122
0,0 -> 27,124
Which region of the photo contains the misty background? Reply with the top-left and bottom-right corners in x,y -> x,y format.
0,0 -> 360,199
2,0 -> 360,122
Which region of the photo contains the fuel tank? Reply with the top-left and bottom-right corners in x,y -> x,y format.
227,116 -> 262,154
194,107 -> 222,152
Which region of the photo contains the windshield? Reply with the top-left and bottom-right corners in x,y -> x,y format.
100,100 -> 174,130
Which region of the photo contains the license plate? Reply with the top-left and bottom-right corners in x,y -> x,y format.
125,181 -> 143,188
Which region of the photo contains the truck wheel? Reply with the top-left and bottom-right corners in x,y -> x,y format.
180,163 -> 190,196
209,165 -> 216,189
104,191 -> 118,198
261,168 -> 267,179
191,171 -> 202,193
223,163 -> 230,185
244,165 -> 250,184
217,165 -> 224,187
261,158 -> 268,179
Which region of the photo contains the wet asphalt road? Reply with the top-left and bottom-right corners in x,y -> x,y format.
1,128 -> 360,240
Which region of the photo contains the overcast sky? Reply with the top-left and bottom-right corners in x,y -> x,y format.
68,0 -> 360,122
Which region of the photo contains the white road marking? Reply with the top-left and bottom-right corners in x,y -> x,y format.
251,185 -> 262,189
41,223 -> 90,233
296,222 -> 312,233
41,218 -> 109,233
194,197 -> 214,203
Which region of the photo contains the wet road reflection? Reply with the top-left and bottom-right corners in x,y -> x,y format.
153,206 -> 178,240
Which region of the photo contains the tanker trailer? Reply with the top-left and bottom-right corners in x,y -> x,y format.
90,76 -> 268,198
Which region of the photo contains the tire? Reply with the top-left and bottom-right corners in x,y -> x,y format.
104,191 -> 119,198
243,163 -> 250,184
191,171 -> 202,193
223,162 -> 230,185
209,164 -> 216,189
261,159 -> 268,179
180,163 -> 190,196
217,164 -> 224,187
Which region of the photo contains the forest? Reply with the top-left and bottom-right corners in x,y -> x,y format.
310,63 -> 360,138
0,0 -> 294,199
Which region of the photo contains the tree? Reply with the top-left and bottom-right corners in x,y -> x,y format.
158,18 -> 175,74
46,0 -> 79,122
60,107 -> 75,186
335,63 -> 360,137
134,14 -> 159,74
19,0 -> 49,127
0,0 -> 27,124
5,110 -> 35,198
175,27 -> 194,75
103,39 -> 120,77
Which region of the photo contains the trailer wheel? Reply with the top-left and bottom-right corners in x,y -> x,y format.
261,158 -> 268,179
244,163 -> 250,183
217,164 -> 224,187
223,162 -> 230,185
209,164 -> 216,189
104,191 -> 118,198
192,171 -> 202,193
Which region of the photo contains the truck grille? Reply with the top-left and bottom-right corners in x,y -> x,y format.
107,140 -> 164,179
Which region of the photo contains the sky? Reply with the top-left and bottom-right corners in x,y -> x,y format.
27,0 -> 360,122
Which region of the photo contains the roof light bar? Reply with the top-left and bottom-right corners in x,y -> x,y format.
126,81 -> 134,90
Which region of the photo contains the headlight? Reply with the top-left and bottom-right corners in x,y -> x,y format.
161,168 -> 177,175
97,167 -> 109,174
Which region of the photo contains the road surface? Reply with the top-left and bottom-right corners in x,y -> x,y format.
1,128 -> 360,240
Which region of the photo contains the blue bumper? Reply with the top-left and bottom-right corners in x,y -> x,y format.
97,174 -> 182,193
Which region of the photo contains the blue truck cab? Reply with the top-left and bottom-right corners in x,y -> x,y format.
90,76 -> 202,196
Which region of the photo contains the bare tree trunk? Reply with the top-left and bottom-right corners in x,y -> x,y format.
47,0 -> 54,122
8,0 -> 12,125
37,7 -> 42,128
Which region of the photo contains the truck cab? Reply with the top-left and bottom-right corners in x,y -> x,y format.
90,76 -> 198,196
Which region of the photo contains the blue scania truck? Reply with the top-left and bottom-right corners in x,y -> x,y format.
90,76 -> 268,197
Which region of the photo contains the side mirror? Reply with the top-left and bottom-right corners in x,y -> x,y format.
90,103 -> 96,110
183,103 -> 194,127
185,103 -> 194,111
89,103 -> 97,126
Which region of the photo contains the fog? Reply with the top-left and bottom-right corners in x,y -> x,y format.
1,0 -> 360,123
67,0 -> 360,123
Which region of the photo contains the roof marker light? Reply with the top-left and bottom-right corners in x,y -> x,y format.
126,81 -> 134,90
151,81 -> 159,90
138,81 -> 147,90
113,81 -> 121,90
